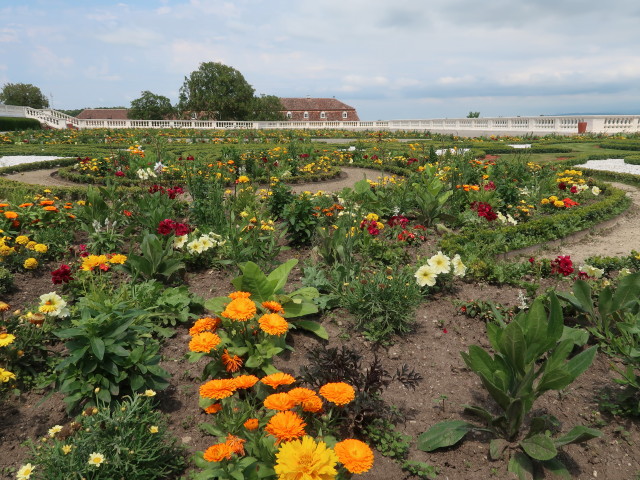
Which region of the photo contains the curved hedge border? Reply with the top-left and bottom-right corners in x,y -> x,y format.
0,117 -> 42,131
598,142 -> 640,151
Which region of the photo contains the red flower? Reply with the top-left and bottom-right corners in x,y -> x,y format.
484,181 -> 496,191
570,185 -> 578,194
563,198 -> 579,208
115,171 -> 125,177
51,264 -> 73,284
174,223 -> 191,236
558,182 -> 567,190
157,219 -> 176,235
388,215 -> 409,228
123,210 -> 132,217
551,255 -> 574,276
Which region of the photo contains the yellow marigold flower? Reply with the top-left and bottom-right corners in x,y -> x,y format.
334,439 -> 374,474
548,195 -> 558,202
244,418 -> 259,430
258,313 -> 289,336
0,245 -> 13,256
265,411 -> 306,443
0,367 -> 17,382
203,443 -> 233,462
261,372 -> 296,389
554,200 -> 565,208
274,436 -> 338,480
233,374 -> 259,389
541,198 -> 550,205
188,331 -> 221,353
15,235 -> 29,245
34,244 -> 48,253
237,175 -> 250,183
0,332 -> 16,347
25,241 -> 37,250
199,378 -> 237,400
262,300 -> 285,314
189,317 -> 221,336
221,297 -> 257,321
264,392 -> 296,411
23,257 -> 38,270
365,213 -> 379,222
108,253 -> 127,264
319,382 -> 355,406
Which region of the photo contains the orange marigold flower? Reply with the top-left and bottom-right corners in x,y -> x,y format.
265,411 -> 306,443
261,300 -> 285,314
301,395 -> 324,413
204,403 -> 222,414
188,331 -> 221,353
334,439 -> 374,474
0,203 -> 9,207
258,313 -> 289,336
261,372 -> 296,389
189,317 -> 221,336
244,418 -> 259,430
4,211 -> 18,219
225,433 -> 246,456
221,349 -> 243,373
39,200 -> 55,206
221,297 -> 256,322
287,387 -> 317,404
319,382 -> 355,406
263,392 -> 296,411
203,443 -> 233,462
199,378 -> 237,400
228,291 -> 251,300
43,206 -> 58,212
233,374 -> 259,389
19,203 -> 34,208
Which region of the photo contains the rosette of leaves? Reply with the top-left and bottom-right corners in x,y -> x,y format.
418,293 -> 600,479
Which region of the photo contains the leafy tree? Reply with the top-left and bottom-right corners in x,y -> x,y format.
178,62 -> 255,120
467,111 -> 480,118
251,94 -> 285,121
128,91 -> 175,120
0,83 -> 49,109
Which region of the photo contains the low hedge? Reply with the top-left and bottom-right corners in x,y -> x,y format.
598,142 -> 640,151
0,117 -> 42,131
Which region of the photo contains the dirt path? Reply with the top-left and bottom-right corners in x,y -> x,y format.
3,167 -> 639,263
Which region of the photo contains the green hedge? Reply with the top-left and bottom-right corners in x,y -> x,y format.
598,142 -> 640,151
0,117 -> 42,131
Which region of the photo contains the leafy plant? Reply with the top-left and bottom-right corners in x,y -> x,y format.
409,165 -> 454,226
281,193 -> 320,246
418,293 -> 600,479
364,418 -> 411,460
120,233 -> 184,283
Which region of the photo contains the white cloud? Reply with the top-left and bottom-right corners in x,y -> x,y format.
0,28 -> 18,43
29,46 -> 74,76
96,28 -> 164,48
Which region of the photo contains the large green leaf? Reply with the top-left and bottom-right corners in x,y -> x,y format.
490,439 -> 509,460
204,296 -> 229,314
565,345 -> 597,380
612,272 -> 640,311
544,293 -> 565,349
417,420 -> 474,451
508,452 -> 534,480
293,320 -> 328,340
554,425 -> 602,447
500,321 -> 526,374
89,337 -> 105,361
541,458 -> 571,479
266,259 -> 298,294
572,279 -> 595,316
232,261 -> 277,303
520,433 -> 557,461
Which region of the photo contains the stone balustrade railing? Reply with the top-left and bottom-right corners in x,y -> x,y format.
2,104 -> 639,135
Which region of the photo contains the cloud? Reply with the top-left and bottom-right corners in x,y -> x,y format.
95,28 -> 164,48
0,27 -> 18,43
29,46 -> 74,76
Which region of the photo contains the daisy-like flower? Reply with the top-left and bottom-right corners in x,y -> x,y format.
319,382 -> 356,406
0,367 -> 16,383
414,264 -> 438,287
221,297 -> 257,322
261,372 -> 296,389
301,395 -> 324,413
204,403 -> 222,414
258,313 -> 289,336
16,463 -> 35,480
225,433 -> 246,456
275,436 -> 338,480
334,439 -> 375,474
0,332 -> 16,347
261,300 -> 285,314
61,444 -> 73,455
452,254 -> 466,277
263,392 -> 296,411
144,389 -> 156,397
221,349 -> 243,373
189,317 -> 221,336
592,186 -> 601,195
203,443 -> 233,462
38,292 -> 69,317
188,331 -> 221,353
233,375 -> 259,389
88,452 -> 105,467
199,378 -> 237,400
244,418 -> 259,430
287,387 -> 317,405
199,236 -> 214,251
428,251 -> 451,274
149,425 -> 159,434
48,425 -> 63,437
265,411 -> 307,443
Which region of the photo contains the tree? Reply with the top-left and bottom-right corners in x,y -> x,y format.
250,94 -> 285,121
128,91 -> 174,120
0,83 -> 49,109
467,111 -> 480,118
178,62 -> 255,121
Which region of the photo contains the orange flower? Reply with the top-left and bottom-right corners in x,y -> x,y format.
188,331 -> 221,353
334,439 -> 374,474
19,203 -> 34,208
221,297 -> 256,321
301,395 -> 324,413
4,211 -> 18,219
244,418 -> 259,430
261,372 -> 296,389
221,349 -> 243,373
263,393 -> 296,411
225,433 -> 246,456
261,300 -> 285,314
203,443 -> 233,462
39,200 -> 55,206
229,291 -> 251,300
204,403 -> 222,414
199,379 -> 237,400
319,382 -> 355,406
265,411 -> 306,443
43,206 -> 58,212
233,374 -> 259,389
189,317 -> 221,336
287,387 -> 317,404
258,313 -> 289,336
123,209 -> 132,217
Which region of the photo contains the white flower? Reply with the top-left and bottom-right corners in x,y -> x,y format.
415,264 -> 439,287
580,264 -> 604,279
452,254 -> 467,277
48,425 -> 63,437
154,161 -> 165,174
427,251 -> 451,275
38,292 -> 69,317
497,212 -> 507,223
186,239 -> 204,254
506,214 -> 518,226
199,236 -> 214,251
17,463 -> 35,480
173,235 -> 188,249
88,452 -> 105,467
592,186 -> 601,196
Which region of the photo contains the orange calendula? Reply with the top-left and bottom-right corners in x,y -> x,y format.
221,297 -> 256,322
301,395 -> 324,413
204,403 -> 222,414
203,443 -> 233,462
188,331 -> 221,353
189,317 -> 221,336
233,374 -> 259,389
228,291 -> 251,300
258,313 -> 289,336
261,300 -> 285,314
243,418 -> 259,430
261,372 -> 296,389
333,439 -> 374,474
319,382 -> 355,406
263,393 -> 296,411
265,411 -> 306,443
221,349 -> 243,373
199,379 -> 237,400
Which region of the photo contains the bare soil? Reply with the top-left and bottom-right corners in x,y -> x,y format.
1,168 -> 639,479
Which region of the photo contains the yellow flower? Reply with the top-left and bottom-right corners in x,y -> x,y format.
275,436 -> 338,480
61,444 -> 73,455
149,425 -> 159,434
16,463 -> 35,480
541,198 -> 550,205
26,241 -> 37,250
34,244 -> 48,253
0,332 -> 16,347
48,425 -> 63,437
23,258 -> 38,270
144,389 -> 156,397
0,367 -> 16,383
15,235 -> 29,245
553,200 -> 565,208
109,253 -> 127,264
88,452 -> 105,467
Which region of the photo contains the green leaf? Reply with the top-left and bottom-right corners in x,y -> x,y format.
417,420 -> 474,451
565,345 -> 598,380
463,405 -> 495,424
520,433 -> 557,461
500,321 -> 526,374
544,293 -> 565,349
558,326 -> 589,347
204,296 -> 229,314
573,279 -> 595,316
266,259 -> 298,294
554,426 -> 602,447
612,272 -> 640,311
541,458 -> 571,479
232,261 -> 277,303
54,327 -> 85,339
293,320 -> 328,340
89,337 -> 105,361
508,452 -> 534,480
490,439 -> 509,460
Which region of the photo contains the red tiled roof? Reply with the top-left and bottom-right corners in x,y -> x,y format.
76,109 -> 129,120
279,97 -> 356,112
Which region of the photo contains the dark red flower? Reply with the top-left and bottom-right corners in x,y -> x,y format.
115,170 -> 125,177
174,223 -> 191,236
551,255 -> 574,276
484,181 -> 496,191
157,219 -> 176,235
558,182 -> 567,190
570,185 -> 578,194
51,264 -> 73,284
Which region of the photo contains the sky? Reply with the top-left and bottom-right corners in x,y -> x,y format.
1,0 -> 640,121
